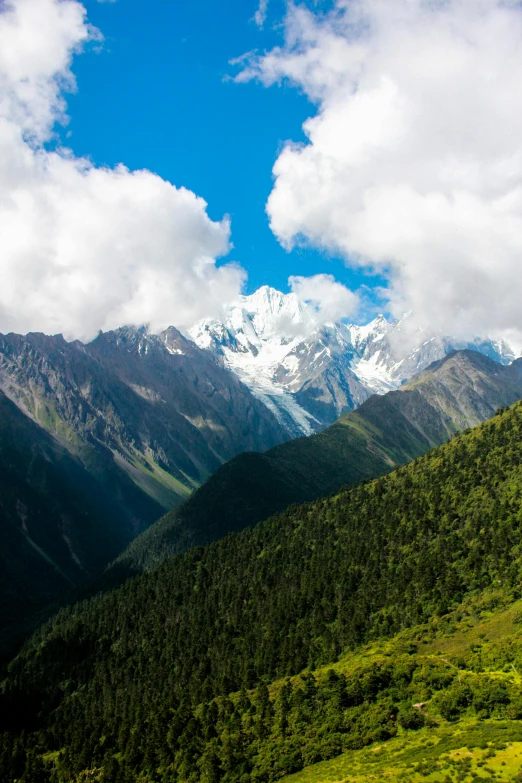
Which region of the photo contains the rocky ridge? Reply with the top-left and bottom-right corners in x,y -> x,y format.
0,327 -> 288,522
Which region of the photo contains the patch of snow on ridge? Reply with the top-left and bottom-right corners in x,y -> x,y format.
346,315 -> 389,353
350,351 -> 398,396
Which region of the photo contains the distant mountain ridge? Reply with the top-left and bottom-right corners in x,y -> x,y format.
0,326 -> 288,641
0,327 -> 286,515
190,286 -> 516,434
115,349 -> 522,575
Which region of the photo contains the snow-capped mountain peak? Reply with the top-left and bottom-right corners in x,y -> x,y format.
189,288 -> 324,436
228,286 -> 315,345
189,287 -> 517,438
347,314 -> 389,351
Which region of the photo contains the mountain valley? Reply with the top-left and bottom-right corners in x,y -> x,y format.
1,290 -> 522,782
0,389 -> 146,647
3,0 -> 522,780
3,398 -> 522,782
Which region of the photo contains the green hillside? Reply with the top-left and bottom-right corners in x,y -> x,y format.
2,397 -> 522,781
115,349 -> 522,574
0,390 -> 154,651
280,591 -> 522,783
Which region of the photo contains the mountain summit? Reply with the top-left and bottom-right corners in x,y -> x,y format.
190,286 -> 516,435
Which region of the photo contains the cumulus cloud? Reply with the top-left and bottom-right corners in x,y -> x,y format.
289,273 -> 359,323
0,0 -> 244,341
239,0 -> 522,343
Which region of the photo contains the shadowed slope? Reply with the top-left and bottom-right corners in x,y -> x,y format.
0,391 -> 147,646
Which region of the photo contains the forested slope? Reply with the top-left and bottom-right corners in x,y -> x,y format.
115,349 -> 522,574
0,390 -> 144,649
3,398 -> 522,780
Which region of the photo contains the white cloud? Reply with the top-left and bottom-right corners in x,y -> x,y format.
239,0 -> 522,344
0,0 -> 244,341
289,273 -> 359,323
254,0 -> 269,28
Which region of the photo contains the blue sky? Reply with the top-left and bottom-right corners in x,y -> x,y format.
59,0 -> 386,309
2,0 -> 521,343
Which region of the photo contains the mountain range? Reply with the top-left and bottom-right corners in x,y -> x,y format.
2,288 -> 522,782
115,348 -> 522,576
0,326 -> 287,509
0,288 -> 519,643
190,286 -> 516,434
